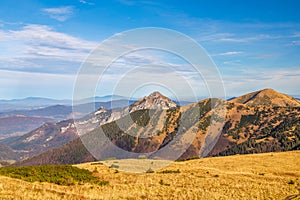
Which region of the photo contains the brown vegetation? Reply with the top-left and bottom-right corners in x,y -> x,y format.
1,151 -> 299,199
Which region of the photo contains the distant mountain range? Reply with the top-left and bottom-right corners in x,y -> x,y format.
6,88 -> 299,166
0,95 -> 130,112
1,92 -> 173,161
0,99 -> 136,140
0,115 -> 55,141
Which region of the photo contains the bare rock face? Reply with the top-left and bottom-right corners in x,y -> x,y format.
128,91 -> 177,112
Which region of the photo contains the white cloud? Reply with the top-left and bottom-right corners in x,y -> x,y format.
42,6 -> 74,22
213,51 -> 243,56
79,0 -> 94,5
0,24 -> 97,62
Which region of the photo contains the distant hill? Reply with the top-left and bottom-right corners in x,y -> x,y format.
0,100 -> 136,120
0,97 -> 71,112
0,95 -> 132,112
0,105 -> 73,121
16,88 -> 300,166
5,120 -> 78,160
0,143 -> 19,161
0,115 -> 55,140
0,99 -> 136,142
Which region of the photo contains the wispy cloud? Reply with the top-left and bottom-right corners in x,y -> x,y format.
79,0 -> 95,5
212,51 -> 243,56
42,6 -> 74,22
0,24 -> 98,74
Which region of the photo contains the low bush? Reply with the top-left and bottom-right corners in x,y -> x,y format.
159,169 -> 180,174
0,165 -> 108,186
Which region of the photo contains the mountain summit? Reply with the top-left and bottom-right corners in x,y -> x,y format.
230,88 -> 300,107
128,91 -> 177,112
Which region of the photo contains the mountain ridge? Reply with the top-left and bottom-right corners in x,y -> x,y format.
230,88 -> 300,107
4,88 -> 300,166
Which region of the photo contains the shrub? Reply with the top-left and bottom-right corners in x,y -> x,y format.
91,162 -> 103,165
0,165 -> 108,186
138,155 -> 147,159
159,179 -> 170,186
159,169 -> 180,174
146,168 -> 154,173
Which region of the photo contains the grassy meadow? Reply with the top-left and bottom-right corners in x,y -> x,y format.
0,151 -> 299,199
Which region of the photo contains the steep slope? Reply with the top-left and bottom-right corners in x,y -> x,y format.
4,106 -> 114,161
5,92 -> 177,162
127,91 -> 177,112
208,104 -> 300,156
17,138 -> 96,166
5,120 -> 77,160
17,88 -> 300,165
230,88 -> 300,107
17,99 -> 216,165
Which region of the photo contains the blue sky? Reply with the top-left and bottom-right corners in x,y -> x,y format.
0,0 -> 300,100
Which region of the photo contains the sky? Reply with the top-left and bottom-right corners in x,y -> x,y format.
0,0 -> 300,100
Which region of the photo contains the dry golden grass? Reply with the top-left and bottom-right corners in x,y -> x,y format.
1,151 -> 300,199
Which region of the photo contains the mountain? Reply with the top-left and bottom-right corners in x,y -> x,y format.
0,105 -> 73,121
4,92 -> 176,162
0,97 -> 71,112
4,120 -> 77,160
127,91 -> 177,112
16,88 -> 300,166
0,143 -> 19,162
0,100 -> 136,121
0,115 -> 55,140
0,95 -> 131,112
77,95 -> 129,104
230,88 -> 300,107
0,99 -> 136,142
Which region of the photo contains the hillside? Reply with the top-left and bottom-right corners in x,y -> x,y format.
0,115 -> 55,140
5,92 -> 176,163
0,143 -> 19,163
16,88 -> 300,166
230,88 -> 300,107
1,151 -> 300,199
5,120 -> 78,161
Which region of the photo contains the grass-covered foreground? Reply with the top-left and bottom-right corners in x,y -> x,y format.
0,151 -> 299,199
0,165 -> 108,186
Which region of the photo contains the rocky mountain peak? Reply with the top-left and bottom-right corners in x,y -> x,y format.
129,91 -> 177,112
94,106 -> 107,115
